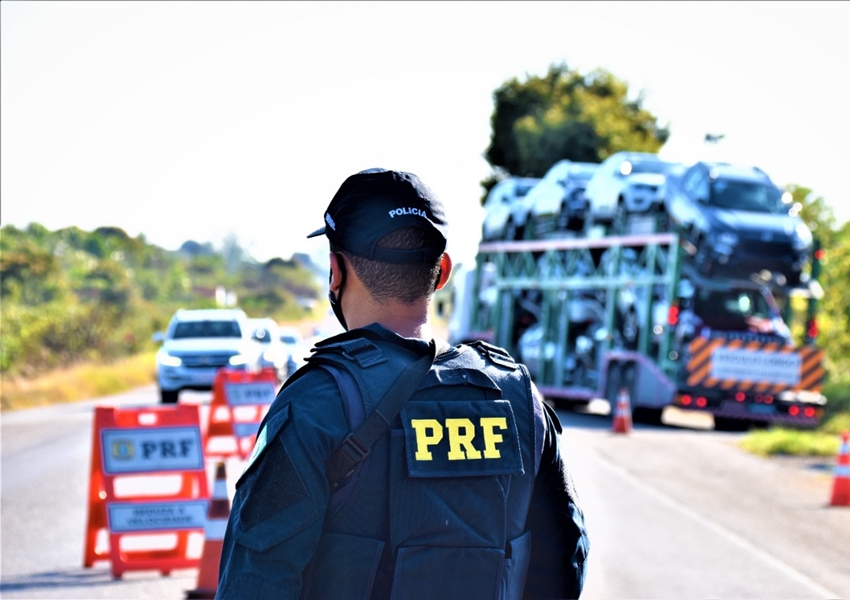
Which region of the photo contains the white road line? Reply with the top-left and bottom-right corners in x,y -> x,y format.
591,446 -> 840,599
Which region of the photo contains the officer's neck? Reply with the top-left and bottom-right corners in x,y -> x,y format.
350,302 -> 433,340
344,289 -> 433,341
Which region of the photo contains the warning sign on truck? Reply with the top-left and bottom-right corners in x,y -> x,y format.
710,347 -> 801,385
686,336 -> 825,393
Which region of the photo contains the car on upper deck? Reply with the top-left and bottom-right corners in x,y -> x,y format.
584,151 -> 680,233
524,160 -> 599,236
663,161 -> 812,287
481,176 -> 541,241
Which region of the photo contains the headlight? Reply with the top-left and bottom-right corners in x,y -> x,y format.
158,353 -> 182,367
793,223 -> 813,250
229,354 -> 249,367
716,232 -> 738,247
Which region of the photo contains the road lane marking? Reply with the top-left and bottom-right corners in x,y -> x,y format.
591,445 -> 839,599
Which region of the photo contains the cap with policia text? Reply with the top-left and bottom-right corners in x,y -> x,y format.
307,168 -> 448,264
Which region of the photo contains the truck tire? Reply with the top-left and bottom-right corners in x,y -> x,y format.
604,361 -> 623,404
714,416 -> 750,432
160,389 -> 179,404
632,406 -> 664,425
553,398 -> 590,412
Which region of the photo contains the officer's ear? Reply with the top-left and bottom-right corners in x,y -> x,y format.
434,252 -> 453,291
329,252 -> 347,293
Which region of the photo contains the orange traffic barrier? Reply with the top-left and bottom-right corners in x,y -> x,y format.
828,430 -> 850,507
205,367 -> 279,460
612,387 -> 632,434
186,461 -> 231,599
83,405 -> 210,578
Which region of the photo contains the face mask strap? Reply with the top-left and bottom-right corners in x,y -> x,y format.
329,253 -> 348,330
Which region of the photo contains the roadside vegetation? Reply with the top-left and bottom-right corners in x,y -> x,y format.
739,377 -> 850,457
0,351 -> 157,411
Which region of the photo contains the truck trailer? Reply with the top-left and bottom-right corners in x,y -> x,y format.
449,230 -> 826,431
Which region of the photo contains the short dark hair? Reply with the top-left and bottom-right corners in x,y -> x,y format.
333,227 -> 442,304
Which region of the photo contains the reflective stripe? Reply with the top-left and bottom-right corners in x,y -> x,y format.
686,337 -> 823,393
205,517 -> 228,540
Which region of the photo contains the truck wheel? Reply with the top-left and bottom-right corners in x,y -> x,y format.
160,389 -> 179,404
714,416 -> 750,432
554,398 -> 590,412
632,407 -> 664,425
604,361 -> 622,404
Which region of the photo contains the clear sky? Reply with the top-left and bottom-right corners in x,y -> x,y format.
2,1 -> 847,268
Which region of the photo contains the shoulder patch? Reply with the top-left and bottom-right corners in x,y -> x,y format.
467,340 -> 518,370
310,337 -> 386,368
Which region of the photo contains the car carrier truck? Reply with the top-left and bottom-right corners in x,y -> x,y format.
448,230 -> 826,431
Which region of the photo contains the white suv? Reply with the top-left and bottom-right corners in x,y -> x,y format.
584,151 -> 679,233
153,308 -> 264,403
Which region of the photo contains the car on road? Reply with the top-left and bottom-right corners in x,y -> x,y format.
584,151 -> 679,233
481,176 -> 541,241
278,325 -> 310,375
249,318 -> 290,381
525,160 -> 599,236
663,161 -> 813,287
153,308 -> 263,403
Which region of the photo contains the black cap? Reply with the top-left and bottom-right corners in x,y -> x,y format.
307,168 -> 448,264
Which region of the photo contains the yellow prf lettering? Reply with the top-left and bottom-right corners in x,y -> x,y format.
480,417 -> 508,458
411,419 -> 443,461
446,418 -> 482,461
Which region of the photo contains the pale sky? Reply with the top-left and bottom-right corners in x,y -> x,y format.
2,1 -> 848,268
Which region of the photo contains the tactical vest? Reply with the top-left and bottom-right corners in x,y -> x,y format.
297,325 -> 538,600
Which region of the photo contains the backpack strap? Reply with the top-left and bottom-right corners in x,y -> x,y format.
325,339 -> 436,490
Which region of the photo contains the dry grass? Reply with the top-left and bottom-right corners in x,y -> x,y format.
0,352 -> 157,411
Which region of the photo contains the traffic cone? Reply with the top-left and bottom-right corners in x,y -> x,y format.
612,387 -> 632,434
186,461 -> 231,599
828,431 -> 850,507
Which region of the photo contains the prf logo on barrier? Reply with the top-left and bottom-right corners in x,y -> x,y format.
100,427 -> 204,474
402,400 -> 523,478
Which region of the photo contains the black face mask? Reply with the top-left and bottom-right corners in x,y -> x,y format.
329,254 -> 348,331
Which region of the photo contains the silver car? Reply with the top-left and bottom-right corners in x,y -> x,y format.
153,308 -> 263,403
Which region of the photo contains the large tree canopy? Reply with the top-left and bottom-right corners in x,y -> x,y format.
482,63 -> 670,203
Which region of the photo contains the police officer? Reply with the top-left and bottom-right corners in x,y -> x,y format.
217,169 -> 588,599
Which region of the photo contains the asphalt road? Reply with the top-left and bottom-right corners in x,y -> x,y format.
1,388 -> 848,599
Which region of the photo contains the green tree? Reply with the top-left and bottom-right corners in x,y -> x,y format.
783,186 -> 850,406
483,63 -> 670,203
